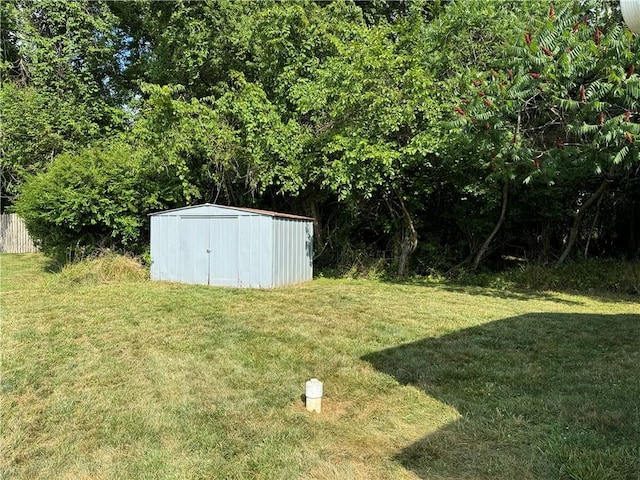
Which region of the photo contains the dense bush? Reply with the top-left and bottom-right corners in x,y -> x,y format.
14,141 -> 183,263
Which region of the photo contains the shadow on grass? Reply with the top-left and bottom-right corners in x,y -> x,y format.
362,313 -> 640,480
42,257 -> 63,273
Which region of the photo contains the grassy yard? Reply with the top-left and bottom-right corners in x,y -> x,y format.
1,254 -> 639,479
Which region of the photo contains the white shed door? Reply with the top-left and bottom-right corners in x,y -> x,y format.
209,216 -> 239,286
179,216 -> 210,285
179,216 -> 239,286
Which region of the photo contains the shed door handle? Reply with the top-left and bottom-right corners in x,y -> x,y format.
206,249 -> 211,253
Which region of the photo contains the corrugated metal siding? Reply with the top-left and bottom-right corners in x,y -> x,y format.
150,204 -> 312,288
0,214 -> 38,253
150,213 -> 180,282
208,216 -> 239,286
273,217 -> 313,287
237,214 -> 273,288
179,215 -> 212,285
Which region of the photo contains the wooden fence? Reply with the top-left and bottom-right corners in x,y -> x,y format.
0,214 -> 38,253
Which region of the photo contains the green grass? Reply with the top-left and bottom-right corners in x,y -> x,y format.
1,253 -> 639,479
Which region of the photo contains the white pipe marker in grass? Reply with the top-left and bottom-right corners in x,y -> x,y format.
305,378 -> 323,413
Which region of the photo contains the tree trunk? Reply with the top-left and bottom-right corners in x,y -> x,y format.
583,193 -> 604,259
558,174 -> 613,266
308,200 -> 324,248
472,181 -> 509,272
395,192 -> 418,277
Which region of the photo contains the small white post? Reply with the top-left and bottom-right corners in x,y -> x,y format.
305,378 -> 323,413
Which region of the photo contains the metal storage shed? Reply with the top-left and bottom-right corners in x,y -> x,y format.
149,204 -> 313,288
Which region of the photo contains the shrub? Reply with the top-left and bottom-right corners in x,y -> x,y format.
14,140 -> 183,263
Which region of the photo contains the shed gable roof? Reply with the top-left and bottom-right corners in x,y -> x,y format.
148,203 -> 313,221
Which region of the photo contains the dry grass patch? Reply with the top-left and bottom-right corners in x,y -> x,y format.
54,252 -> 147,285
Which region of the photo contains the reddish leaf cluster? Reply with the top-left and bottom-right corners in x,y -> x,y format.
541,45 -> 553,57
627,65 -> 635,79
525,32 -> 532,46
626,132 -> 634,143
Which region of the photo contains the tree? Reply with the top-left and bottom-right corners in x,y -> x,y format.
431,0 -> 550,270
1,0 -> 127,208
0,84 -> 111,208
291,14 -> 445,274
449,0 -> 640,267
9,0 -> 639,270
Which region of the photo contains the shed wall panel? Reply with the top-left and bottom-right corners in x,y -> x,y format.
237,216 -> 252,286
273,218 -> 313,287
209,216 -> 239,286
305,221 -> 314,280
237,215 -> 273,287
179,216 -> 211,285
177,205 -> 227,217
150,214 -> 181,282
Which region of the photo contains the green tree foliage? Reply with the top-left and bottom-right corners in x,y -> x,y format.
1,0 -> 126,208
291,17 -> 445,274
123,0 -> 259,99
8,0 -> 640,271
451,0 -> 640,265
131,80 -> 305,204
413,0 -> 554,270
14,141 -> 183,263
0,84 -> 108,207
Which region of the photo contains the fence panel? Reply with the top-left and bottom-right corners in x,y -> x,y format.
0,214 -> 38,253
